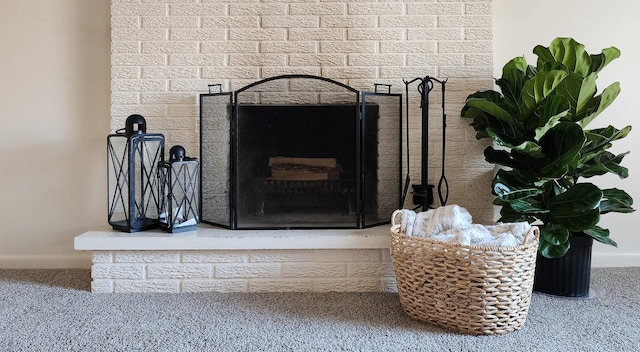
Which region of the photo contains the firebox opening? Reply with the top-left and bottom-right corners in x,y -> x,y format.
236,104 -> 377,228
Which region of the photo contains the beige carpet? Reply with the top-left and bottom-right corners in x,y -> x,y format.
0,268 -> 638,351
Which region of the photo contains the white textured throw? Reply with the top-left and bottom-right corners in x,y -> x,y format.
391,205 -> 533,247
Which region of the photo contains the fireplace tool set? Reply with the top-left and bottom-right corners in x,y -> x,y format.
402,76 -> 449,212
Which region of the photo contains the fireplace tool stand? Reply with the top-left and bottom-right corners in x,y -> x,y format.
402,76 -> 449,211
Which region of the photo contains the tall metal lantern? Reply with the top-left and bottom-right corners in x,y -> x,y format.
158,145 -> 200,233
107,114 -> 165,232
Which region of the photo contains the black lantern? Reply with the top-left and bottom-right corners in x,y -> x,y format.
107,114 -> 165,232
158,145 -> 200,233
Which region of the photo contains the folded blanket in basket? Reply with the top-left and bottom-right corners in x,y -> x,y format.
391,205 -> 533,247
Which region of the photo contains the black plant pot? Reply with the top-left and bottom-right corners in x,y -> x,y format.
534,233 -> 593,297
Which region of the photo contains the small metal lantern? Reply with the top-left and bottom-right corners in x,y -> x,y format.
107,114 -> 165,232
158,145 -> 200,233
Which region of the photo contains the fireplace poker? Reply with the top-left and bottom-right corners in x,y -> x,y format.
403,76 -> 449,211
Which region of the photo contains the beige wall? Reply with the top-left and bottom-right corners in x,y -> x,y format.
1,0 -> 638,268
494,0 -> 640,266
0,1 -> 110,267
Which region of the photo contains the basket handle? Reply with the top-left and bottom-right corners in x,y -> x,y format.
391,210 -> 404,227
523,226 -> 540,245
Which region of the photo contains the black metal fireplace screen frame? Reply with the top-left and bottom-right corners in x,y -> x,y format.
199,74 -> 403,230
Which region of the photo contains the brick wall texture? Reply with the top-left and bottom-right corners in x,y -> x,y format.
92,249 -> 397,293
110,0 -> 495,223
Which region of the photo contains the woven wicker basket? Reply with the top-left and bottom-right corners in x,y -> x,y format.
389,223 -> 539,335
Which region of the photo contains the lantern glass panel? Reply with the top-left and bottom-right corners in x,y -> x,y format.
159,159 -> 200,232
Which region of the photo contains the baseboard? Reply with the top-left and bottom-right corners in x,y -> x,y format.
0,254 -> 92,269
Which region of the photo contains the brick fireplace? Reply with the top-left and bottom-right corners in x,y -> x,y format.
74,0 -> 496,293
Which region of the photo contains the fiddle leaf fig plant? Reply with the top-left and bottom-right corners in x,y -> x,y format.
461,38 -> 635,258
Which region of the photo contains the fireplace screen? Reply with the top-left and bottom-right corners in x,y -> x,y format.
200,75 -> 402,229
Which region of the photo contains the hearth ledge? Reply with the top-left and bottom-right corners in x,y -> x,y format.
74,224 -> 391,251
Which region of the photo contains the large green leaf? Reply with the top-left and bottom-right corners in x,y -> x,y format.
582,125 -> 632,155
556,72 -> 597,120
520,70 -> 569,119
577,82 -> 621,128
589,46 -> 621,74
578,151 -> 630,178
534,38 -> 591,76
541,223 -> 570,246
496,56 -> 529,107
547,183 -> 602,231
599,188 -> 635,214
547,183 -> 603,211
584,226 -> 617,246
492,171 -> 541,202
539,122 -> 585,177
464,98 -> 521,128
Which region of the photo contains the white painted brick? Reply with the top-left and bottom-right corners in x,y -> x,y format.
142,41 -> 197,54
348,3 -> 403,16
215,263 -> 280,279
92,251 -> 113,263
181,279 -> 247,293
408,53 -> 464,66
112,79 -> 167,92
229,4 -> 286,16
314,279 -> 381,292
289,54 -> 345,67
288,28 -> 344,41
111,105 -> 167,119
112,4 -> 166,17
407,3 -> 464,15
169,54 -> 225,66
438,15 -> 492,28
281,263 -> 347,278
347,29 -> 403,41
115,251 -> 180,263
380,66 -> 437,79
111,28 -> 167,42
314,249 -> 381,262
322,16 -> 377,28
182,251 -> 249,263
466,53 -> 493,66
112,54 -> 165,66
142,67 -> 197,79
465,28 -> 492,40
142,16 -> 198,28
168,105 -> 199,117
248,280 -> 314,292
112,42 -> 140,54
249,250 -> 314,262
201,41 -> 258,54
290,3 -> 345,15
466,3 -> 493,15
141,92 -> 197,105
262,16 -> 318,28
261,41 -> 317,54
379,16 -> 436,28
115,280 -> 179,293
170,29 -> 226,41
91,280 -> 114,293
348,263 -> 395,277
111,66 -> 141,79
170,4 -> 226,17
112,16 -> 138,29
408,28 -> 464,41
228,54 -> 286,66
202,16 -> 258,29
202,66 -> 260,80
229,28 -> 286,41
439,66 -> 493,78
348,54 -> 404,66
380,41 -> 436,54
320,41 -> 376,54
92,264 -> 145,279
438,40 -> 492,54
147,264 -> 211,279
